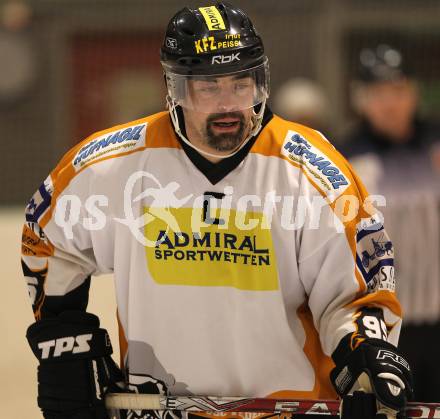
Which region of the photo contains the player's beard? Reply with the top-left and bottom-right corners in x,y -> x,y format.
205,112 -> 248,152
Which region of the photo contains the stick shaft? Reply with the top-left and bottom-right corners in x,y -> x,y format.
105,393 -> 440,418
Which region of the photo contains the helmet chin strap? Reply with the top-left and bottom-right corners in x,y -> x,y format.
166,95 -> 267,160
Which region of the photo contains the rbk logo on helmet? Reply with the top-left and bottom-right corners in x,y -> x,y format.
212,53 -> 240,65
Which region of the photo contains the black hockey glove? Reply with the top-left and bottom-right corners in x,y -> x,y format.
27,311 -> 124,419
330,336 -> 414,418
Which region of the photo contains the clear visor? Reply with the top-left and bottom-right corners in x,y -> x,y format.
163,59 -> 269,113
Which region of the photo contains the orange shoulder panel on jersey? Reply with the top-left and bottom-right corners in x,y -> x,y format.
22,224 -> 54,258
254,115 -> 401,317
252,114 -> 364,205
38,111 -> 180,228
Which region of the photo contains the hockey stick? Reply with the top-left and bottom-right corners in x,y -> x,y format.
105,393 -> 440,418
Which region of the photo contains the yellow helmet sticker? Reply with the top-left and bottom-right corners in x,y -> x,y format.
199,6 -> 226,31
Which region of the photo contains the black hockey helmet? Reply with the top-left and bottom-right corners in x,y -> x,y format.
161,3 -> 270,159
160,2 -> 266,75
357,44 -> 411,84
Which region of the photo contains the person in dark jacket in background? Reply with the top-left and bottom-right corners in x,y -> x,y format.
341,44 -> 440,192
341,44 -> 440,403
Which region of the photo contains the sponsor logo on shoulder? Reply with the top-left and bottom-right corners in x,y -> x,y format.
73,123 -> 147,171
26,175 -> 54,223
355,214 -> 395,293
281,131 -> 350,201
356,213 -> 383,236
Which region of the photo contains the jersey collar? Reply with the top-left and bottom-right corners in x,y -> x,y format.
171,106 -> 273,185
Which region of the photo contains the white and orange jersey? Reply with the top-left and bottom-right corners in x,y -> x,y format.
21,110 -> 401,401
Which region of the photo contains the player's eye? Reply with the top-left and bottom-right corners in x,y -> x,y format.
195,84 -> 219,95
234,82 -> 253,95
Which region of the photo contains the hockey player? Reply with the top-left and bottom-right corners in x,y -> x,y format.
22,3 -> 413,419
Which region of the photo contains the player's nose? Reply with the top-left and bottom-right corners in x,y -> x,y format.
215,90 -> 239,112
